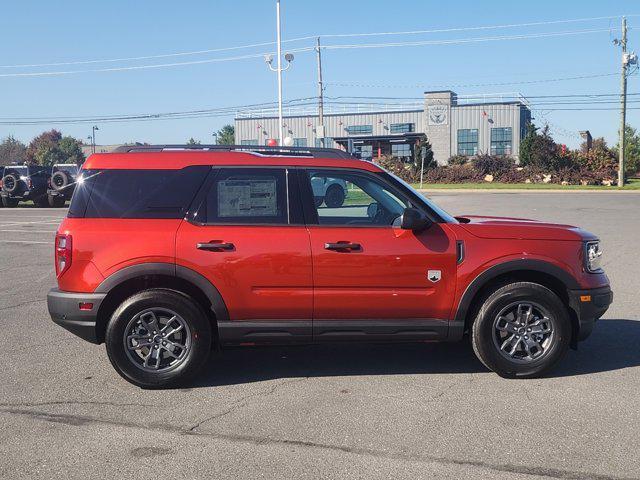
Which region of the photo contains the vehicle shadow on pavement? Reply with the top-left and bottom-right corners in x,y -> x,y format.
192,319 -> 640,387
196,341 -> 484,388
553,318 -> 640,377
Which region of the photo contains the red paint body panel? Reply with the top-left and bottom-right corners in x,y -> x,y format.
56,218 -> 180,292
175,222 -> 313,321
308,224 -> 457,320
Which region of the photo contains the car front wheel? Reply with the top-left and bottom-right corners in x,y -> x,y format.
105,289 -> 212,388
471,282 -> 571,378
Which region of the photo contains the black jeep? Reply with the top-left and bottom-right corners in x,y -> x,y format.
47,164 -> 79,207
0,165 -> 49,207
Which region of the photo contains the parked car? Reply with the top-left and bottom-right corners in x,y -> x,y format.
0,164 -> 49,207
47,163 -> 79,207
311,176 -> 347,207
47,145 -> 612,388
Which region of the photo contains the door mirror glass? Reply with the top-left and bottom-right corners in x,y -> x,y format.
400,207 -> 431,231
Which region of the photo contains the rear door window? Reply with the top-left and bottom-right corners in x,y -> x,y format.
200,168 -> 288,224
68,166 -> 209,218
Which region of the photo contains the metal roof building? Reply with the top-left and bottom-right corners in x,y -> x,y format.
235,91 -> 532,165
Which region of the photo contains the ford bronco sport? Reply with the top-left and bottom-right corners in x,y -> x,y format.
47,145 -> 612,388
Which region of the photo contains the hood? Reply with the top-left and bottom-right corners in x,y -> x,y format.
455,215 -> 597,241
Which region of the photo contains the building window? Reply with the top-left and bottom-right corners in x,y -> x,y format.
315,137 -> 333,148
241,139 -> 258,145
490,127 -> 512,155
391,143 -> 411,161
346,125 -> 373,135
353,144 -> 373,160
457,129 -> 479,156
390,123 -> 415,134
293,138 -> 307,147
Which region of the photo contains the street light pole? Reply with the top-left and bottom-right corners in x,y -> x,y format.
276,0 -> 283,144
265,1 -> 293,146
91,125 -> 99,154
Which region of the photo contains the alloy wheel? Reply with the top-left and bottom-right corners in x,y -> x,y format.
123,308 -> 191,372
492,302 -> 555,363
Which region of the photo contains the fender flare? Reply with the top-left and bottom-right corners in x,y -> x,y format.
449,259 -> 579,340
95,262 -> 229,322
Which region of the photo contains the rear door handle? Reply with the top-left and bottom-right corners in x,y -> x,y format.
196,242 -> 235,251
324,242 -> 361,251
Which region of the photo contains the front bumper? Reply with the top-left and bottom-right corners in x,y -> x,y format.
568,285 -> 613,343
47,288 -> 106,344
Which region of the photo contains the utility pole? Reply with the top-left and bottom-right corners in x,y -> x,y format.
316,37 -> 325,147
618,16 -> 628,188
91,125 -> 99,154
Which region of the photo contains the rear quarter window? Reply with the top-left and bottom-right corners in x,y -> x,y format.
68,166 -> 209,219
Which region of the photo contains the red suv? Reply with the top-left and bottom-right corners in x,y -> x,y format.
47,145 -> 612,388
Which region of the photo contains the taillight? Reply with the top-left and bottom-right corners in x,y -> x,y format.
55,234 -> 72,277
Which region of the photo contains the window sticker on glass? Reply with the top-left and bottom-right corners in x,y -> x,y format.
218,177 -> 278,217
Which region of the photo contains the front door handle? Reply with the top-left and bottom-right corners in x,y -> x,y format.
324,242 -> 361,251
196,242 -> 235,251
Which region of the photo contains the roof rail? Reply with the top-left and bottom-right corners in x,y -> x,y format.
112,144 -> 356,159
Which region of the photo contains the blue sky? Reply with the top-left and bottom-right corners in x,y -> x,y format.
0,0 -> 638,148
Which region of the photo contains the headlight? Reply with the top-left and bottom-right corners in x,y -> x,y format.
19,175 -> 28,181
585,241 -> 603,273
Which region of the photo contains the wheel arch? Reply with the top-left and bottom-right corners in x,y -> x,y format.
452,259 -> 580,344
93,263 -> 228,345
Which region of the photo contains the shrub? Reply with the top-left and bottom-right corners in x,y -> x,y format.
447,155 -> 469,166
424,164 -> 482,184
472,154 -> 515,175
374,155 -> 421,183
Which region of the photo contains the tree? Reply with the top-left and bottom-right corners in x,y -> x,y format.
519,124 -> 572,171
186,137 -> 201,145
25,129 -> 85,166
519,122 -> 537,166
59,136 -> 85,165
614,125 -> 640,176
216,125 -> 235,145
413,137 -> 435,170
0,136 -> 27,166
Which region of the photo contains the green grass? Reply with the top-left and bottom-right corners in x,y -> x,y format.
411,178 -> 640,190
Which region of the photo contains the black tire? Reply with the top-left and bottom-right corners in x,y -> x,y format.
33,195 -> 49,208
47,195 -> 66,208
324,184 -> 345,208
314,196 -> 324,208
105,289 -> 212,389
2,196 -> 18,207
51,171 -> 70,190
471,282 -> 571,379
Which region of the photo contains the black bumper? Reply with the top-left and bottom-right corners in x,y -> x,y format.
47,288 -> 106,344
568,285 -> 613,342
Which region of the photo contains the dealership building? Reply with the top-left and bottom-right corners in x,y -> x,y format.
235,90 -> 532,165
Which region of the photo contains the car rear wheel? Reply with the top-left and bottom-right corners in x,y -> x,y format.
471,282 -> 571,378
324,184 -> 345,208
33,195 -> 49,208
2,197 -> 18,207
48,195 -> 66,207
105,289 -> 212,388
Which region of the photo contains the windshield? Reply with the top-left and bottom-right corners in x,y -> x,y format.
384,171 -> 458,223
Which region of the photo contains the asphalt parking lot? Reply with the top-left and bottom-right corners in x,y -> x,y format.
1,192 -> 639,480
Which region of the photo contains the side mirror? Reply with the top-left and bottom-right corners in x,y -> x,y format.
400,207 -> 431,231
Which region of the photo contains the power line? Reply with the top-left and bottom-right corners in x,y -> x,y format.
1,14 -> 634,70
326,73 -> 620,89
